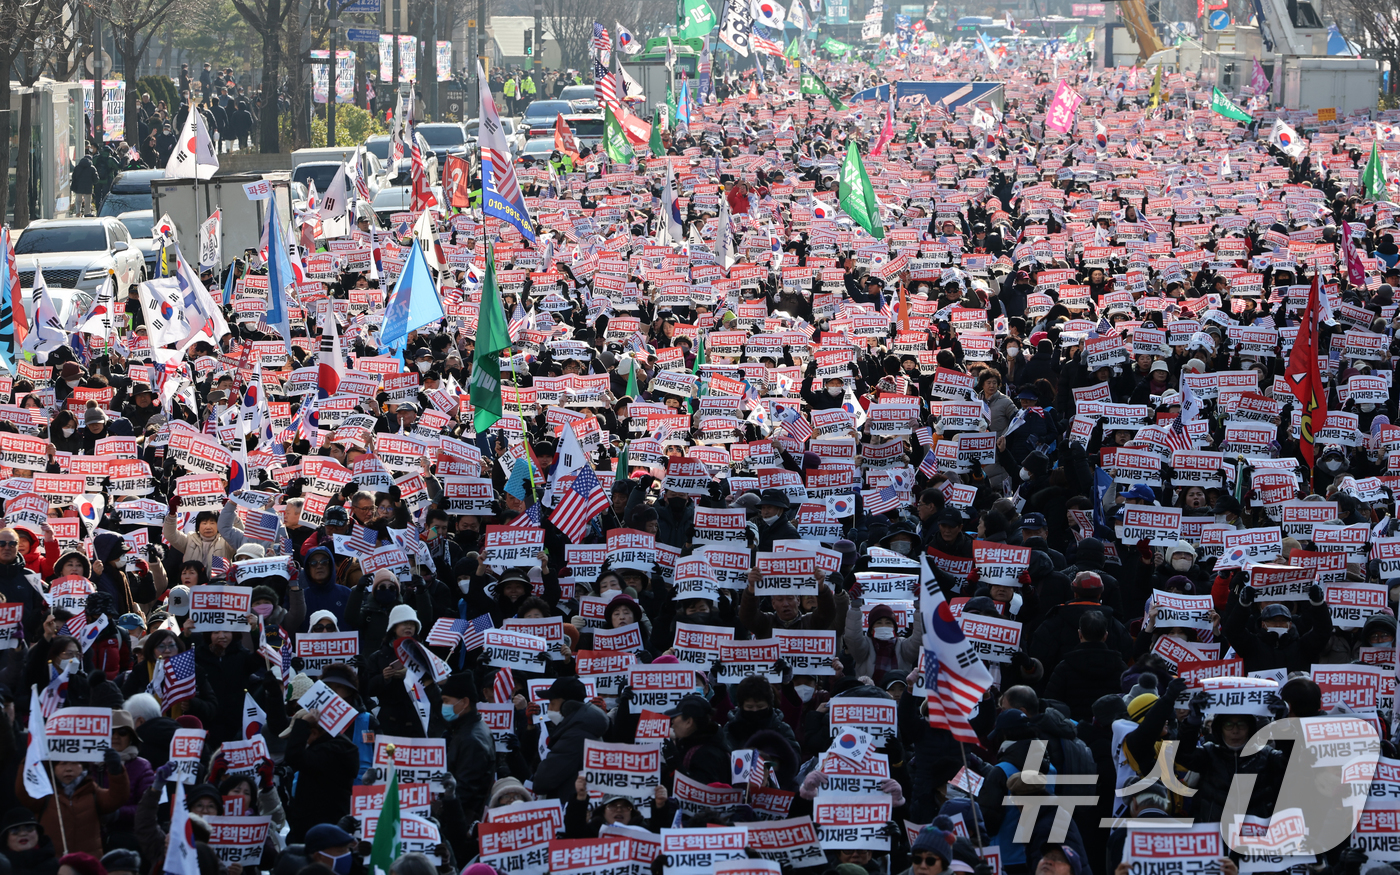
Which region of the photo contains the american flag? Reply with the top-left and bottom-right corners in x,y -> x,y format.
159,649 -> 198,713
774,408 -> 813,444
244,510 -> 279,543
507,503 -> 543,528
346,522 -> 378,557
211,555 -> 230,578
591,22 -> 611,56
752,34 -> 784,56
749,751 -> 768,794
918,448 -> 939,478
492,667 -> 515,704
462,614 -> 495,651
863,485 -> 901,515
551,465 -> 610,543
1162,415 -> 1194,454
915,426 -> 934,447
594,64 -> 620,114
508,299 -> 529,342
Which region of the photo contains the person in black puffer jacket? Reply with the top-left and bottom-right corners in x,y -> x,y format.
1043,611 -> 1130,721
721,676 -> 799,753
663,694 -> 731,788
898,669 -> 966,823
1173,701 -> 1286,823
1029,572 -> 1134,674
1061,537 -> 1125,617
0,807 -> 59,875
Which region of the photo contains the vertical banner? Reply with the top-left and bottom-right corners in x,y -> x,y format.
312,51 -> 357,103
82,80 -> 127,142
379,35 -> 394,81
437,40 -> 452,81
399,35 -> 418,82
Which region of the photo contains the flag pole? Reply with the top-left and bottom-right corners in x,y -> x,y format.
45,762 -> 69,854
956,741 -> 985,848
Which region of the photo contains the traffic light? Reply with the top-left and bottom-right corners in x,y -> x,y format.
524,29 -> 533,55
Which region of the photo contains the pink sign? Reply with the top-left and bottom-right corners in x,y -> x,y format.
1045,80 -> 1083,134
1071,3 -> 1105,15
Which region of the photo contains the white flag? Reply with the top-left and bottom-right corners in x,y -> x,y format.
198,210 -> 221,268
137,277 -> 195,348
317,163 -> 350,235
163,782 -> 202,875
241,692 -> 267,740
165,107 -> 219,180
24,268 -> 68,358
22,687 -> 52,799
1269,119 -> 1307,159
616,21 -> 642,55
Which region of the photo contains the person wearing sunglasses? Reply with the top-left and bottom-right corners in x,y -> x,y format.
906,825 -> 953,875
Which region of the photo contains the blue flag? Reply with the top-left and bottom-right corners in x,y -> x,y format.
264,192 -> 294,354
222,261 -> 237,307
380,240 -> 445,359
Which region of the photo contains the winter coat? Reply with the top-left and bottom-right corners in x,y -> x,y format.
362,637 -> 440,738
1043,641 -> 1130,721
194,639 -> 263,747
443,709 -> 494,818
1223,594 -> 1333,674
16,766 -> 130,857
1173,715 -> 1285,823
0,557 -> 46,640
100,749 -> 155,832
532,701 -> 610,801
161,515 -> 235,572
4,836 -> 60,875
844,599 -> 924,679
1028,601 -> 1133,673
283,718 -> 359,843
665,721 -> 731,788
294,546 -> 352,632
721,706 -> 798,753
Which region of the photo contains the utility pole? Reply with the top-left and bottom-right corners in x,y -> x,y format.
391,0 -> 400,94
429,0 -> 439,119
328,15 -> 342,144
93,16 -> 104,146
474,0 -> 485,116
532,0 -> 542,81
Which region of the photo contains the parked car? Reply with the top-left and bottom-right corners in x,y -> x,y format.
115,209 -> 160,278
520,100 -> 576,138
416,122 -> 470,166
98,168 -> 166,217
12,218 -> 146,294
364,133 -> 438,184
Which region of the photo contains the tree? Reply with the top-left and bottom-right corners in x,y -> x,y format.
1,0 -> 58,225
230,0 -> 297,151
92,0 -> 187,145
543,0 -> 653,70
1333,0 -> 1399,96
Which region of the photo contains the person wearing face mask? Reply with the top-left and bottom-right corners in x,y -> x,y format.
46,410 -> 84,455
437,672 -> 494,820
300,824 -> 360,875
240,585 -> 304,652
1212,496 -> 1244,530
530,676 -> 609,802
55,362 -> 88,402
750,489 -> 800,552
845,601 -> 922,680
722,675 -> 799,752
1225,584 -> 1334,674
281,701 -> 360,845
1149,541 -> 1206,595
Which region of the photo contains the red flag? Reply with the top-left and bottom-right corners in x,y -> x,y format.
444,154 -> 472,210
554,113 -> 581,162
1284,275 -> 1329,470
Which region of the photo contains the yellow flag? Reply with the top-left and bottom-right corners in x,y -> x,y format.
1149,66 -> 1163,108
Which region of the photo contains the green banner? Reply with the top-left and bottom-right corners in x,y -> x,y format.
1210,87 -> 1252,123
838,142 -> 884,241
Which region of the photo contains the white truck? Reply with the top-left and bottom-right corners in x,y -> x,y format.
149,174 -> 290,264
1280,56 -> 1381,116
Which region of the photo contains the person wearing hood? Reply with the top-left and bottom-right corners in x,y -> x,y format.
14,525 -> 58,581
1224,584 -> 1334,674
295,545 -> 351,632
436,672 -> 494,821
0,529 -> 49,641
844,599 -> 923,679
350,569 -> 433,662
243,585 -> 305,652
161,509 -> 235,573
1044,611 -> 1130,721
531,676 -> 610,802
361,602 -> 441,738
721,675 -> 799,753
1354,612 -> 1397,662
1061,537 -> 1125,618
0,807 -> 60,875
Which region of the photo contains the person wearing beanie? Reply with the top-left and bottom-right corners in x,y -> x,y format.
193,616 -> 263,748
484,777 -> 533,815
1224,580 -> 1333,674
439,672 -> 494,821
908,825 -> 953,873
362,599 -> 438,739
244,583 -> 304,645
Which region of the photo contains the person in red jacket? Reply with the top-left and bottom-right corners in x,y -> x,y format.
16,525 -> 60,580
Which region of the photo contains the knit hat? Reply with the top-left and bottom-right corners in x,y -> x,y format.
1168,540 -> 1196,559
386,603 -> 419,633
911,826 -> 954,864
84,402 -> 107,425
1127,693 -> 1159,722
487,777 -> 535,809
250,586 -> 279,605
57,854 -> 106,875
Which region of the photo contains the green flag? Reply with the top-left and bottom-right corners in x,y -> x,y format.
838,141 -> 883,241
691,327 -> 705,375
369,767 -> 400,875
470,243 -> 511,433
784,37 -> 801,60
1363,141 -> 1388,202
677,0 -> 715,38
800,70 -> 845,111
821,37 -> 851,55
603,104 -> 634,164
650,108 -> 665,155
1209,87 -> 1252,123
625,357 -> 639,398
666,86 -> 678,127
